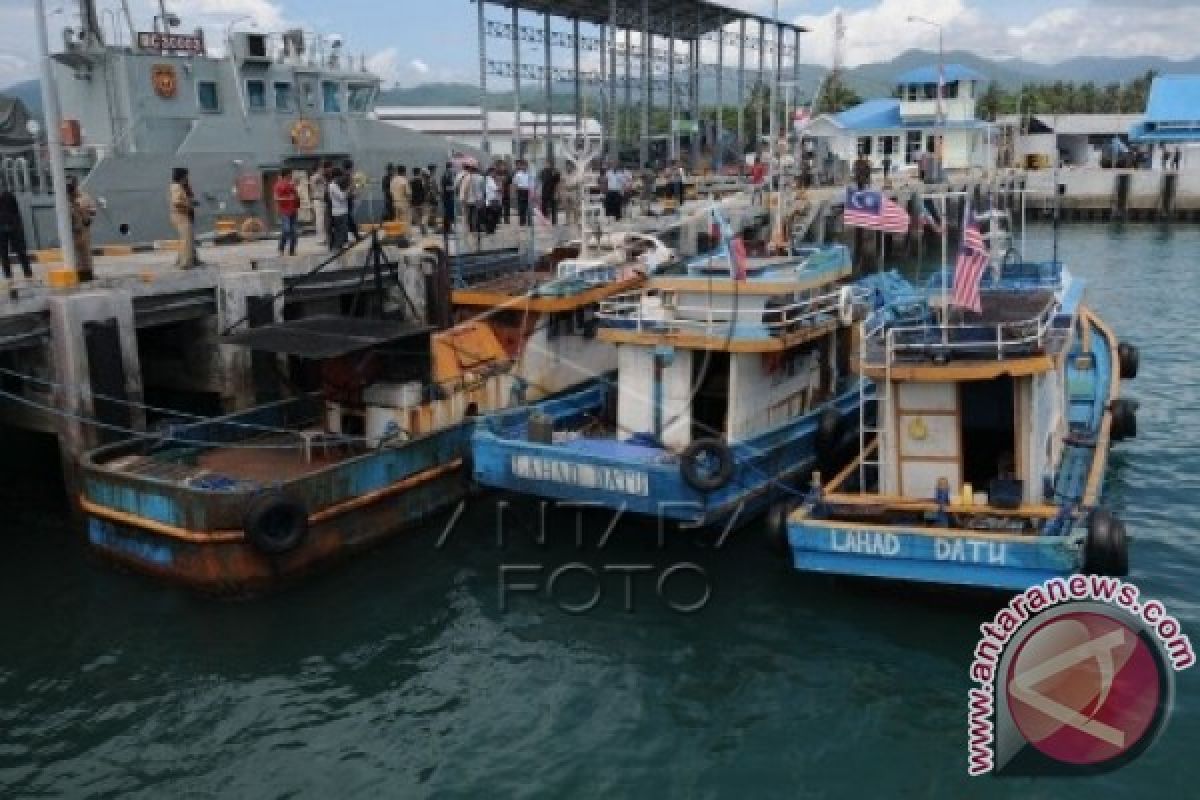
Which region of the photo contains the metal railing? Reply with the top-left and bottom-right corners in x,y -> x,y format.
861,298 -> 1062,369
598,286 -> 867,339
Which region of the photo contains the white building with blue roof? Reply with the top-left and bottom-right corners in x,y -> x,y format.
1130,74 -> 1200,148
804,64 -> 992,175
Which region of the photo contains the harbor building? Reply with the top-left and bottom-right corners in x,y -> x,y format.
802,65 -> 994,175
375,107 -> 602,161
995,113 -> 1144,169
1130,74 -> 1200,168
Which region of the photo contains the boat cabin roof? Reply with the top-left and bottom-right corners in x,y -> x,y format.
222,316 -> 432,359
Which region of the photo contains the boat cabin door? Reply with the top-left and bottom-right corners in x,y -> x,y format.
959,376 -> 1018,502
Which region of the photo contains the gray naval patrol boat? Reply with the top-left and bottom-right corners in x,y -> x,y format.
25,1 -> 471,247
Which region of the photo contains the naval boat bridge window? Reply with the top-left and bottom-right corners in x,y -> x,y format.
322,81 -> 342,113
348,84 -> 375,113
246,80 -> 266,111
274,82 -> 293,112
197,81 -> 220,113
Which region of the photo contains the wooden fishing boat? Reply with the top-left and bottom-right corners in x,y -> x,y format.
471,212 -> 868,530
79,234 -> 676,592
784,260 -> 1140,590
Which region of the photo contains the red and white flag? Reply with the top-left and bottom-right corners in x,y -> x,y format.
844,189 -> 911,234
951,212 -> 988,314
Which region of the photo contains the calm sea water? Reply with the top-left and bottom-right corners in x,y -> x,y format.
1,224 -> 1197,798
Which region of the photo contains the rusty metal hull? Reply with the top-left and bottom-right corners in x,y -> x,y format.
79,396 -> 473,593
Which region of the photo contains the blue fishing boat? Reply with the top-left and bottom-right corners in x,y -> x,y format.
78,233 -> 676,592
471,213 -> 869,530
784,252 -> 1140,591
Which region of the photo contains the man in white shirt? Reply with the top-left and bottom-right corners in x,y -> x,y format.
513,161 -> 532,227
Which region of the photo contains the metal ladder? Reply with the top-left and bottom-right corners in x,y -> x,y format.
858,327 -> 893,493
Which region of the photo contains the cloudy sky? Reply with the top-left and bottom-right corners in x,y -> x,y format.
2,0 -> 1198,89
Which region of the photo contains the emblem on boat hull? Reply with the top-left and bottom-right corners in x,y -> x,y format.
151,64 -> 178,98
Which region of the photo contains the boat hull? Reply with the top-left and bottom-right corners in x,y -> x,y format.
473,382 -> 864,529
787,522 -> 1084,592
79,398 -> 473,593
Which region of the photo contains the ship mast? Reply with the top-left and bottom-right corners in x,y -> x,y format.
35,0 -> 79,273
78,0 -> 105,49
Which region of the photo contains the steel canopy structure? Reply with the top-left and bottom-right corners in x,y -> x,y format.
472,0 -> 809,168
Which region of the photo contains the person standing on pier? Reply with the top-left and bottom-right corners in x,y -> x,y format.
390,166 -> 411,227
501,162 -> 514,225
1173,148 -> 1182,172
853,152 -> 872,190
484,167 -> 501,234
274,168 -> 300,257
328,172 -> 350,250
381,164 -> 395,222
66,177 -> 96,281
342,160 -> 362,244
539,160 -> 561,226
411,168 -> 428,234
311,161 -> 331,248
604,164 -> 624,220
169,168 -> 197,269
440,162 -> 456,235
0,189 -> 34,282
514,161 -> 532,227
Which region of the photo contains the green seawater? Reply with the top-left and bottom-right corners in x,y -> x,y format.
0,224 -> 1196,798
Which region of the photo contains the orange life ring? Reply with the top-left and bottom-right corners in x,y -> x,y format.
241,217 -> 267,238
291,119 -> 320,152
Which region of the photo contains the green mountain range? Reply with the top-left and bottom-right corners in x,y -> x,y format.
7,50 -> 1198,115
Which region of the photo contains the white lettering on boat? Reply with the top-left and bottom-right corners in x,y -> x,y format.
830,530 -> 901,556
936,538 -> 1008,565
511,455 -> 651,497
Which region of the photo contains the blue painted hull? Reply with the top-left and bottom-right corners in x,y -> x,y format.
788,524 -> 1085,591
473,382 -> 865,528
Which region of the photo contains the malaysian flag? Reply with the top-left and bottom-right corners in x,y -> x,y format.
844,188 -> 911,234
951,210 -> 989,314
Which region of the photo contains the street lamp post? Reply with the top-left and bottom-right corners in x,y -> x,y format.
908,16 -> 944,170
34,0 -> 78,276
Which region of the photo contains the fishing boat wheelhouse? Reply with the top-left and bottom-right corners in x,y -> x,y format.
472,217 -> 868,530
785,260 -> 1140,590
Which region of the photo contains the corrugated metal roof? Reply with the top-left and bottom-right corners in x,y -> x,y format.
496,0 -> 807,40
895,64 -> 987,85
832,99 -> 902,130
827,98 -> 989,132
1142,74 -> 1200,124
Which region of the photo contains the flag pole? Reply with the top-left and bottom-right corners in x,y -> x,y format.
940,194 -> 949,346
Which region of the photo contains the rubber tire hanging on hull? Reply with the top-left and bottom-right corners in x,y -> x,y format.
1110,398 -> 1138,442
680,439 -> 735,493
1084,509 -> 1129,577
1118,342 -> 1140,381
764,500 -> 793,556
243,492 -> 309,555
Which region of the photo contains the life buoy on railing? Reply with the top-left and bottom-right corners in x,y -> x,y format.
241,217 -> 267,238
291,119 -> 321,152
838,285 -> 857,326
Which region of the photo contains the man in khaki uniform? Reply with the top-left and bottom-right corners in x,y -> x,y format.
389,166 -> 411,225
310,162 -> 331,247
169,167 -> 196,269
66,177 -> 96,281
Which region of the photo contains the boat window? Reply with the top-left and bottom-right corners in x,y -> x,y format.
944,81 -> 960,100
246,79 -> 266,110
347,84 -> 375,113
274,82 -> 293,112
960,376 -> 1018,497
322,81 -> 342,113
197,81 -> 220,112
300,80 -> 316,110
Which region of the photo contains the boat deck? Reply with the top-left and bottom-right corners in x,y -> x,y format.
102,432 -> 364,488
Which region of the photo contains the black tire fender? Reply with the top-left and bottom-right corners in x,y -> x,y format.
1085,509 -> 1129,577
243,491 -> 309,555
1118,341 -> 1139,381
1110,397 -> 1138,442
764,500 -> 793,557
680,439 -> 735,493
